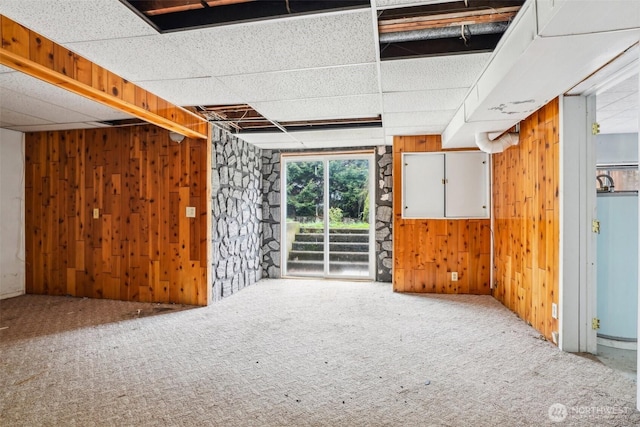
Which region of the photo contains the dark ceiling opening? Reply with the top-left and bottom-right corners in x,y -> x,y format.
190,104 -> 381,133
121,0 -> 371,32
378,0 -> 525,60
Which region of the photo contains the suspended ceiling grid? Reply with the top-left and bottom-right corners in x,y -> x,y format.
0,0 -> 637,148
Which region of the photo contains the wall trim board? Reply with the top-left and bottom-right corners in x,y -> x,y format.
205,124 -> 213,305
393,135 -> 491,295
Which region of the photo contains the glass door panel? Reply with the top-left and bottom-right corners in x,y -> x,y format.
328,158 -> 371,277
285,160 -> 325,276
283,154 -> 374,279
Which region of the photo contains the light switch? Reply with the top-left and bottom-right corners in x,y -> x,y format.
93,208 -> 99,219
186,206 -> 196,218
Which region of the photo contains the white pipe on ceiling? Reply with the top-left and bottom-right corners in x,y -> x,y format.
475,131 -> 519,153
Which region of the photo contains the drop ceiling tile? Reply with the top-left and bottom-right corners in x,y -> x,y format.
219,64 -> 379,103
383,88 -> 468,113
135,77 -> 245,106
166,10 -> 376,76
383,110 -> 456,128
301,139 -> 385,149
6,122 -> 109,133
253,142 -> 298,149
0,87 -> 105,123
1,108 -> 54,127
0,0 -> 157,44
0,73 -> 132,121
252,95 -> 381,122
246,140 -> 307,150
380,53 -> 491,92
67,36 -> 209,82
385,125 -> 447,136
235,132 -> 292,145
288,128 -> 384,142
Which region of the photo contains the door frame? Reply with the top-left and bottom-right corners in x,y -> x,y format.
559,95 -> 598,353
280,150 -> 376,280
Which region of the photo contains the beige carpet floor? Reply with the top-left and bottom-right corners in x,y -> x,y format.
1,279 -> 638,426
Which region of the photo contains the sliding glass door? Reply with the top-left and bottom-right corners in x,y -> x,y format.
283,153 -> 374,279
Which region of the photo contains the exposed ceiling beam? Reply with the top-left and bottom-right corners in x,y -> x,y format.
195,104 -> 381,133
378,6 -> 519,34
137,0 -> 257,16
0,15 -> 209,139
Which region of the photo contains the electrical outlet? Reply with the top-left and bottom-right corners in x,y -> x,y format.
552,303 -> 558,319
451,272 -> 458,282
93,208 -> 99,219
186,206 -> 196,218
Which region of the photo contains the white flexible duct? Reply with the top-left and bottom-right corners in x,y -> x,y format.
475,132 -> 519,154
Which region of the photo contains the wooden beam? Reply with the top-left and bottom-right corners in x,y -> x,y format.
378,6 -> 520,34
0,15 -> 208,140
141,0 -> 256,16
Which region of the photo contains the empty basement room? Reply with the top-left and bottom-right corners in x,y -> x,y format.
1,0 -> 640,425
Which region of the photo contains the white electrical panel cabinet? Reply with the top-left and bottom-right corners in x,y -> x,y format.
403,153 -> 445,218
402,151 -> 489,219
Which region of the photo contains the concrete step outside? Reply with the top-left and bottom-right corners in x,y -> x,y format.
298,227 -> 370,235
291,241 -> 369,252
295,233 -> 369,243
288,250 -> 369,262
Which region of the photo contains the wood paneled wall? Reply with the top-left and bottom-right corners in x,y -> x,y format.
25,126 -> 210,305
492,99 -> 559,341
393,135 -> 491,294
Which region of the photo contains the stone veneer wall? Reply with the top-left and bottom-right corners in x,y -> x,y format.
211,128 -> 263,301
375,146 -> 393,282
262,150 -> 282,278
261,147 -> 393,282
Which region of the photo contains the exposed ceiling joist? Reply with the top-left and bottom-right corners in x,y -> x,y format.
195,104 -> 381,133
378,6 -> 519,34
138,0 -> 256,16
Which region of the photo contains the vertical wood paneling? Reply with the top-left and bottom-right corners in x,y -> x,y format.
393,135 -> 491,295
25,126 -> 209,305
493,98 -> 559,341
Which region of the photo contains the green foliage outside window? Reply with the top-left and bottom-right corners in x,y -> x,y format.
286,159 -> 369,223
